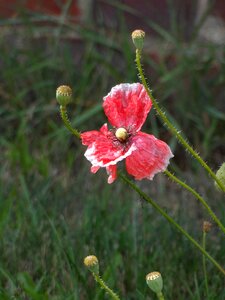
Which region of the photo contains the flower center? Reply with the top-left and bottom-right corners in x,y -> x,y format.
115,127 -> 128,142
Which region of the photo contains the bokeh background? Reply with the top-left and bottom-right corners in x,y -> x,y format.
0,0 -> 225,299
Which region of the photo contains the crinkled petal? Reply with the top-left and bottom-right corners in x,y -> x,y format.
90,165 -> 117,184
103,83 -> 152,132
91,166 -> 100,173
106,165 -> 117,184
81,123 -> 137,167
125,132 -> 173,180
81,124 -> 108,146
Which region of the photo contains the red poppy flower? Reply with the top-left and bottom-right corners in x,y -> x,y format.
81,83 -> 173,183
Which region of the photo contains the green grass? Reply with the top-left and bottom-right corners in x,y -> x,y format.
0,170 -> 224,299
0,1 -> 225,299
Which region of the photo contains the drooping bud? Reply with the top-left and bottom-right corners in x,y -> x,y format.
203,221 -> 212,233
131,29 -> 145,50
115,128 -> 128,142
215,163 -> 225,191
56,85 -> 72,106
146,271 -> 163,294
84,255 -> 99,274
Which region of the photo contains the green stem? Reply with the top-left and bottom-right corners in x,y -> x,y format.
157,292 -> 165,300
164,170 -> 225,234
135,49 -> 225,193
60,105 -> 81,139
92,273 -> 120,300
202,231 -> 209,299
119,172 -> 225,277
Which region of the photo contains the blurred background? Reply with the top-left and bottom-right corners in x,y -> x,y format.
0,0 -> 225,299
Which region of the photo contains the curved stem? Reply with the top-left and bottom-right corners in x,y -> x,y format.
202,231 -> 209,299
164,170 -> 225,234
157,292 -> 165,300
119,172 -> 225,277
60,105 -> 81,139
92,273 -> 120,300
135,49 -> 225,193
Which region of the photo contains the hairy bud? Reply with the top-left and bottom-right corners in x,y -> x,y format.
84,255 -> 99,274
131,29 -> 145,50
56,85 -> 72,106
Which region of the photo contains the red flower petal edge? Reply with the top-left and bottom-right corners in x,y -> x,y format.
103,83 -> 152,132
125,132 -> 173,180
81,83 -> 173,183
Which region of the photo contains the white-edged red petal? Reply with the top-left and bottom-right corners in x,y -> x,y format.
125,132 -> 173,180
81,123 -> 136,168
103,83 -> 152,132
106,165 -> 117,184
81,124 -> 108,146
91,166 -> 100,173
90,165 -> 117,183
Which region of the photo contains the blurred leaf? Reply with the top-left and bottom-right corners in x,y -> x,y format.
206,106 -> 225,121
17,272 -> 49,300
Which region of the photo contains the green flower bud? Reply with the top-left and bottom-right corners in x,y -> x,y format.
131,29 -> 145,50
215,163 -> 225,191
84,255 -> 99,274
146,271 -> 163,294
56,85 -> 72,106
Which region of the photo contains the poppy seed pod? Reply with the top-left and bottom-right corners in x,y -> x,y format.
56,85 -> 72,106
146,271 -> 163,294
131,29 -> 145,50
84,255 -> 99,274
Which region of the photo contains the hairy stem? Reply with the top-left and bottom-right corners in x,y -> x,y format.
119,172 -> 225,276
202,231 -> 209,299
157,292 -> 165,300
60,105 -> 81,139
135,49 -> 225,192
164,170 -> 225,234
92,273 -> 120,300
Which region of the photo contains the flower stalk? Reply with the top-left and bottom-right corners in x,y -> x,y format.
157,292 -> 165,300
202,222 -> 212,299
84,255 -> 120,300
92,273 -> 120,300
59,105 -> 81,139
202,231 -> 209,298
135,48 -> 225,193
164,170 -> 225,234
56,85 -> 81,139
119,172 -> 225,277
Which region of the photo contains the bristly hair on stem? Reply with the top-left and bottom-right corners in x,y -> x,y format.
59,105 -> 81,139
119,172 -> 225,277
164,170 -> 225,234
135,48 -> 225,193
92,273 -> 120,300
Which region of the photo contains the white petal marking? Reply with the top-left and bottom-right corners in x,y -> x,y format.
84,143 -> 137,167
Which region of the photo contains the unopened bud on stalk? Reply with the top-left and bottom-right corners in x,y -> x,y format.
56,85 -> 72,106
146,271 -> 163,294
215,163 -> 225,191
84,255 -> 99,274
131,29 -> 145,50
203,221 -> 212,233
